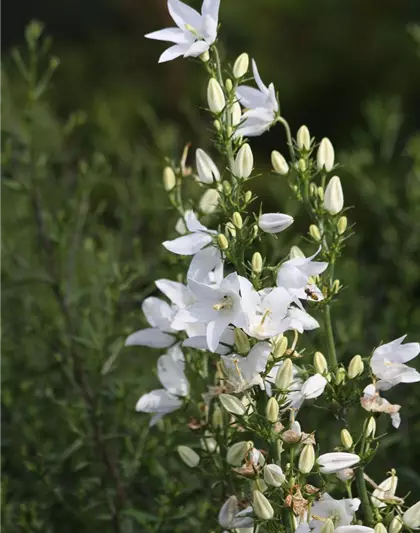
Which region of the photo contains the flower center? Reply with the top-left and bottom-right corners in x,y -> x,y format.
213,295 -> 233,311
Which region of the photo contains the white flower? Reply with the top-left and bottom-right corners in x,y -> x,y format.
317,452 -> 360,474
258,213 -> 294,234
360,384 -> 401,429
163,210 -> 216,255
199,188 -> 220,214
335,527 -> 374,533
370,335 -> 420,390
287,373 -> 328,409
187,245 -> 224,285
221,342 -> 271,392
183,326 -> 234,354
371,474 -> 398,508
196,148 -> 220,184
323,176 -> 344,215
145,0 -> 220,63
317,137 -> 335,171
403,501 -> 420,529
135,345 -> 189,425
235,59 -> 278,137
310,494 -> 361,533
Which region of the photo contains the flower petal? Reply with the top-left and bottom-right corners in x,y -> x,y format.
145,27 -> 189,44
168,0 -> 202,31
125,328 -> 175,348
158,43 -> 189,63
136,389 -> 181,413
157,352 -> 189,396
163,232 -> 212,255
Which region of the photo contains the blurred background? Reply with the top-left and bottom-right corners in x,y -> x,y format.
2,1 -> 420,532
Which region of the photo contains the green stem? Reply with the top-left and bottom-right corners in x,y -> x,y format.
277,116 -> 296,163
324,304 -> 338,369
355,467 -> 374,527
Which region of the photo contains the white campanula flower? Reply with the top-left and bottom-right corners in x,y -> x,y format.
360,383 -> 401,428
235,59 -> 278,137
287,373 -> 328,410
335,527 -> 374,533
309,493 -> 361,533
258,213 -> 294,234
218,496 -> 254,530
317,452 -> 360,474
221,342 -> 272,392
370,335 -> 420,390
145,0 -> 220,63
371,474 -> 398,508
403,501 -> 420,529
135,345 -> 189,425
163,209 -> 216,255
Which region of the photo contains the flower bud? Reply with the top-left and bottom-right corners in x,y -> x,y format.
365,417 -> 376,438
323,176 -> 344,215
290,245 -> 305,259
348,355 -> 364,379
320,519 -> 335,533
314,351 -> 328,374
389,517 -> 402,533
374,524 -> 387,533
222,180 -> 232,194
271,150 -> 289,175
298,444 -> 315,474
340,429 -> 353,450
317,137 -> 335,171
298,158 -> 307,172
310,182 -> 318,196
207,78 -> 226,114
335,367 -> 346,385
275,359 -> 293,390
225,222 -> 236,238
252,224 -> 259,238
217,233 -> 229,250
163,166 -> 176,191
338,216 -> 348,235
317,452 -> 360,473
234,328 -> 250,355
213,119 -> 221,131
232,211 -> 243,229
218,495 -> 238,528
196,148 -> 220,184
227,440 -> 251,466
200,50 -> 210,62
264,464 -> 285,487
266,397 -> 279,423
372,473 -> 398,508
332,279 -> 341,294
252,252 -> 263,274
244,190 -> 253,203
201,432 -> 217,453
233,144 -> 253,178
253,490 -> 274,520
177,445 -> 200,467
225,78 -> 233,92
212,406 -> 223,429
199,189 -> 220,214
297,125 -> 311,150
309,224 -> 321,242
336,468 -> 355,482
231,101 -> 242,127
220,393 -> 246,415
233,52 -> 249,79
403,502 -> 420,529
259,213 -> 294,234
273,336 -> 288,359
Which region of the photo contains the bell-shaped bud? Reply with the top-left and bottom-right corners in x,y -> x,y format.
273,336 -> 288,359
314,351 -> 328,374
320,519 -> 335,533
232,211 -> 243,229
213,119 -> 221,131
227,440 -> 251,466
338,215 -> 348,235
323,176 -> 344,215
233,144 -> 254,178
364,417 -> 376,439
259,213 -> 294,234
348,355 -> 364,379
264,464 -> 285,487
374,524 -> 387,533
217,233 -> 229,250
233,52 -> 249,79
340,429 -> 353,450
253,490 -> 274,520
199,189 -> 220,214
225,222 -> 236,238
403,502 -> 420,529
218,495 -> 238,528
234,328 -> 250,355
335,367 -> 347,385
297,125 -> 311,150
275,359 -> 293,390
252,252 -> 263,274
220,393 -> 246,415
196,149 -> 220,184
231,101 -> 242,127
389,517 -> 402,533
163,166 -> 176,191
271,150 -> 289,175
177,445 -> 200,467
298,444 -> 315,474
317,137 -> 335,171
207,78 -> 226,114
266,397 -> 279,423
317,452 -> 360,474
309,224 -> 322,242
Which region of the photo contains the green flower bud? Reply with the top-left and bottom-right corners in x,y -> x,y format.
233,52 -> 249,79
309,224 -> 322,242
207,78 -> 226,114
234,328 -> 250,355
244,190 -> 253,203
338,215 -> 348,235
314,351 -> 328,374
266,397 -> 279,423
217,233 -> 229,250
348,355 -> 364,379
298,158 -> 307,172
252,252 -> 263,274
225,78 -> 233,92
163,166 -> 176,191
275,359 -> 293,390
271,150 -> 289,175
177,445 -> 200,467
320,519 -> 335,533
273,336 -> 288,359
364,417 -> 376,439
225,222 -> 236,238
335,367 -> 347,385
340,429 -> 353,450
232,211 -> 243,229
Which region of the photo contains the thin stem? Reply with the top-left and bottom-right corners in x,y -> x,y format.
277,116 -> 296,163
324,305 -> 338,369
355,467 -> 374,527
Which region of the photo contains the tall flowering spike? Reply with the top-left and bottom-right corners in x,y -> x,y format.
323,176 -> 344,215
207,78 -> 226,114
317,137 -> 335,171
233,144 -> 254,178
145,0 -> 220,63
196,148 -> 220,184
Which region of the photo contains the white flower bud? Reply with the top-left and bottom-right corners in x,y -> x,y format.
264,464 -> 285,487
231,101 -> 242,126
374,524 -> 387,533
275,359 -> 293,390
220,393 -> 246,415
271,150 -> 289,175
323,176 -> 344,215
314,351 -> 328,374
317,452 -> 360,474
259,213 -> 294,234
163,166 -> 176,191
177,445 -> 200,467
225,221 -> 236,238
340,429 -> 353,450
227,441 -> 251,466
336,468 -> 355,482
196,148 -> 220,184
389,517 -> 402,533
234,328 -> 250,355
233,52 -> 249,79
201,432 -> 218,453
299,444 -> 315,474
320,519 -> 335,533
348,355 -> 364,379
309,224 -> 321,241
403,502 -> 420,529
225,78 -> 233,92
233,144 -> 254,178
290,245 -> 305,259
207,78 -> 226,114
266,397 -> 279,423
199,188 -> 220,214
175,217 -> 187,234
217,233 -> 229,250
252,252 -> 263,274
253,490 -> 274,520
297,125 -> 311,150
273,336 -> 288,359
338,215 -> 348,235
232,211 -> 243,229
317,137 -> 335,171
218,495 -> 238,528
364,417 -> 376,438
